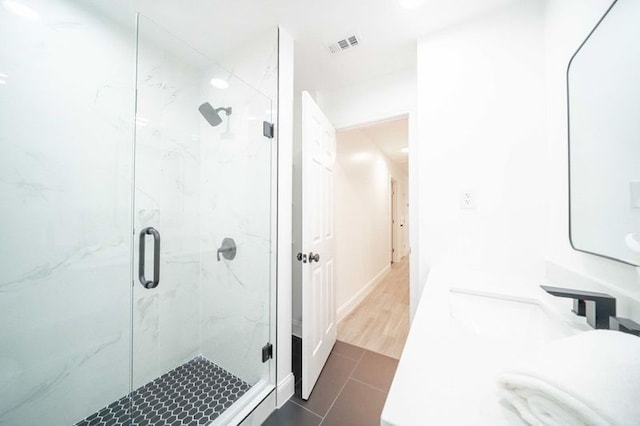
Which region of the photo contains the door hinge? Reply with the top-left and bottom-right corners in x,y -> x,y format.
263,121 -> 274,139
262,343 -> 273,362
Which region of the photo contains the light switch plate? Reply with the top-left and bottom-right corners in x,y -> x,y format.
459,190 -> 476,210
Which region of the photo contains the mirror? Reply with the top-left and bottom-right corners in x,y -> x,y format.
568,0 -> 640,266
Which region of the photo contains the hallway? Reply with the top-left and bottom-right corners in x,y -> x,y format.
337,258 -> 410,359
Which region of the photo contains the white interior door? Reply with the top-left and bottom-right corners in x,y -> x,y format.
391,179 -> 397,263
300,91 -> 336,399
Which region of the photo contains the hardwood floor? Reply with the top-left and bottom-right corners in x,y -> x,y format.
337,257 -> 410,359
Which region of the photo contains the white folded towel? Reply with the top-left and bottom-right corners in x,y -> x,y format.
496,330 -> 640,426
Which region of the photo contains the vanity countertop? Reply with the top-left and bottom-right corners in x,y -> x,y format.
381,267 -> 590,426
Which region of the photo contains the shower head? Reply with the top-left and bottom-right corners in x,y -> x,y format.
198,102 -> 232,127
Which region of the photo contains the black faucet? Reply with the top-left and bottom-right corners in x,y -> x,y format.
610,317 -> 640,336
540,285 -> 616,329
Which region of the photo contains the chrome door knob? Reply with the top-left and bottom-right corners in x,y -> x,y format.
296,252 -> 307,263
308,252 -> 320,263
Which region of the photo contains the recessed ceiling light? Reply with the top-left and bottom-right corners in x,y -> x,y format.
3,1 -> 40,20
210,78 -> 229,89
400,147 -> 409,153
399,0 -> 425,9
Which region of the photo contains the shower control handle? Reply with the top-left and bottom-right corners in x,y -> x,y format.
308,252 -> 320,263
217,238 -> 237,261
139,227 -> 160,289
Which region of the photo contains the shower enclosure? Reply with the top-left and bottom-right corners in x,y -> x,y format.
0,1 -> 276,425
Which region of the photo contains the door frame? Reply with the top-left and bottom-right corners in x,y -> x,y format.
333,109 -> 419,319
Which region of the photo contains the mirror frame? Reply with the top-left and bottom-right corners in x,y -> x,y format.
566,0 -> 638,266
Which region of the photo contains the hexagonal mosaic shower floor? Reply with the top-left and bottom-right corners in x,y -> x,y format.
75,356 -> 250,426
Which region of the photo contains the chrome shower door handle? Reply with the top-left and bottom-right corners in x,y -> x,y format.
139,227 -> 161,289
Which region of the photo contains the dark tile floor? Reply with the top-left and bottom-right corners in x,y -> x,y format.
264,339 -> 398,426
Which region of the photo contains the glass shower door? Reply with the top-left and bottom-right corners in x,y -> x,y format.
0,1 -> 136,425
0,5 -> 274,423
130,16 -> 274,425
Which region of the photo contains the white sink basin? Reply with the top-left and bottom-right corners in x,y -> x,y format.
382,268 -> 592,426
448,288 -> 574,346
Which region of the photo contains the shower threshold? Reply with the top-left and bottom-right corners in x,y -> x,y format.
75,356 -> 250,426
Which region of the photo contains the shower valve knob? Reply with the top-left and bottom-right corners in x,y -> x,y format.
296,252 -> 307,263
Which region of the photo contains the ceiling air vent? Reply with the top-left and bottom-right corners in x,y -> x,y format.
328,34 -> 362,55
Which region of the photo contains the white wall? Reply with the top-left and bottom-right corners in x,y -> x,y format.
275,27 -> 295,407
543,0 -> 640,314
415,0 -> 640,316
318,67 -> 416,129
416,1 -> 548,297
334,128 -> 408,322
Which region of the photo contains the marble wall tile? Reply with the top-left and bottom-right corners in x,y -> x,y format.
0,1 -> 136,423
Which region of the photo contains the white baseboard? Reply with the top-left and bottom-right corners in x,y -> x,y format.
238,388 -> 276,426
291,320 -> 302,338
337,264 -> 391,324
276,373 -> 295,408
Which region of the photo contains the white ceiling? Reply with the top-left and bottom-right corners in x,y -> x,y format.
110,0 -> 517,92
345,117 -> 409,171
